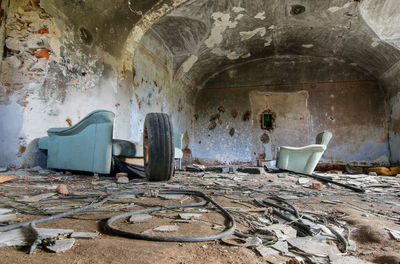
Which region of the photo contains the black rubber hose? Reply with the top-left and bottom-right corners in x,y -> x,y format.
0,190 -> 144,232
105,189 -> 236,242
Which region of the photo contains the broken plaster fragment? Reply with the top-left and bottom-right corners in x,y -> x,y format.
232,7 -> 245,13
129,214 -> 153,223
182,55 -> 198,73
205,12 -> 237,48
70,232 -> 99,239
255,245 -> 280,258
255,11 -> 266,20
302,44 -> 314,48
240,27 -> 266,41
179,213 -> 202,220
153,225 -> 179,232
46,238 -> 75,253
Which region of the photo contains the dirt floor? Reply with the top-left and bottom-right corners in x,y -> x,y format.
0,168 -> 400,264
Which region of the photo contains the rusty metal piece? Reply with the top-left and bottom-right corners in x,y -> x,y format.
218,106 -> 225,112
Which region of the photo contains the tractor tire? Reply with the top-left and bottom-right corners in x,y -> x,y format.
143,113 -> 174,181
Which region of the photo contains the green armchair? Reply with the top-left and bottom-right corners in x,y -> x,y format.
38,110 -> 184,174
39,110 -> 115,174
276,131 -> 332,174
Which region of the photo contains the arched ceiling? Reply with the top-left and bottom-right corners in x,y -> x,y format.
39,0 -> 400,88
145,0 -> 400,86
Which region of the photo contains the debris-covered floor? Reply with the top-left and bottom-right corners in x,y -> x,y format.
1,168 -> 400,264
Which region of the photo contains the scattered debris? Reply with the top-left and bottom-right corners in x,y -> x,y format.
158,194 -> 185,200
46,238 -> 75,253
70,232 -> 99,239
179,213 -> 202,220
287,237 -> 340,257
0,214 -> 17,222
367,166 -> 400,176
18,193 -> 56,202
297,178 -> 309,185
255,245 -> 280,258
385,228 -> 400,241
117,176 -> 129,184
311,182 -> 322,189
153,225 -> 179,232
56,184 -> 69,195
0,208 -> 13,215
129,214 -> 153,223
0,176 -> 17,183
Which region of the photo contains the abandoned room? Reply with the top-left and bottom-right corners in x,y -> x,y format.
0,0 -> 400,263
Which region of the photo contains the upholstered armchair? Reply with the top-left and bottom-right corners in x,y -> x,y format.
38,110 -> 184,174
276,131 -> 332,174
39,110 -> 116,174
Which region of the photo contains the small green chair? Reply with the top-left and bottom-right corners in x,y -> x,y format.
276,131 -> 332,174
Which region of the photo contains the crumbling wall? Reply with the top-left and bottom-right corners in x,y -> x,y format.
360,0 -> 400,164
193,57 -> 388,166
131,30 -> 198,147
0,0 -> 132,167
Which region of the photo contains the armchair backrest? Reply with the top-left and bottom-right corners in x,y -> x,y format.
315,131 -> 332,146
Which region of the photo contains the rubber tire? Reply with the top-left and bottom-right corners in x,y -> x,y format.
143,113 -> 174,181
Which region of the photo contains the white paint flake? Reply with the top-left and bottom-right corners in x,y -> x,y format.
232,7 -> 245,13
241,53 -> 251,58
240,27 -> 266,41
328,2 -> 353,13
302,44 -> 314,48
235,14 -> 244,20
264,35 -> 273,47
255,11 -> 266,20
227,51 -> 240,60
181,55 -> 198,73
205,12 -> 237,48
371,38 -> 380,48
268,25 -> 277,30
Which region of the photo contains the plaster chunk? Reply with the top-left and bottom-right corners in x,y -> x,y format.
255,11 -> 266,20
5,37 -> 23,52
327,2 -> 352,13
240,27 -> 266,41
205,12 -> 237,48
371,38 -> 380,48
232,7 -> 245,13
182,55 -> 198,73
227,51 -> 240,60
264,35 -> 273,47
302,44 -> 314,48
235,14 -> 244,20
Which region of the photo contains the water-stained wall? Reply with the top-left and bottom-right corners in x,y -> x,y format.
193,57 -> 389,166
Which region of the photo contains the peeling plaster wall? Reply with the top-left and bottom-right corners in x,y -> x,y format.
0,0 -> 132,167
131,30 -> 198,146
193,58 -> 388,166
360,0 -> 400,164
381,61 -> 400,164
